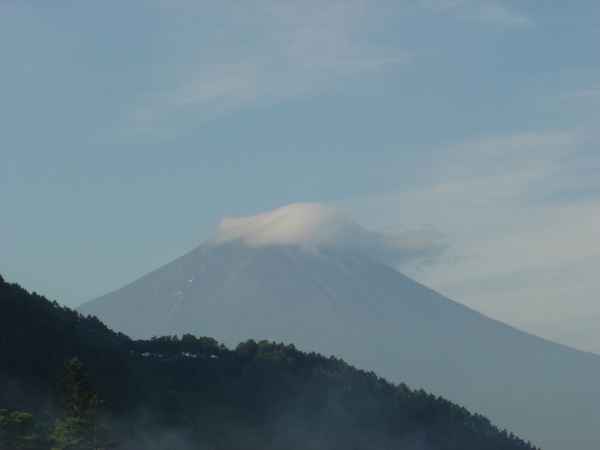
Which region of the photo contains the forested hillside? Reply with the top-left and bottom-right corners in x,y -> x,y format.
0,275 -> 538,449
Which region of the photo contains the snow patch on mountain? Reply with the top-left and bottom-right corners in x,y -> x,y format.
206,202 -> 445,266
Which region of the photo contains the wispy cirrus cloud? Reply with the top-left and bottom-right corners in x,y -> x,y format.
422,0 -> 533,28
128,0 -> 533,135
130,2 -> 407,133
463,3 -> 533,28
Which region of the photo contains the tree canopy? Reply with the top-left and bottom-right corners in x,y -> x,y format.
0,275 -> 539,449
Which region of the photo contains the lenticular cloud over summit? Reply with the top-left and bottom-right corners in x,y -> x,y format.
207,203 -> 445,267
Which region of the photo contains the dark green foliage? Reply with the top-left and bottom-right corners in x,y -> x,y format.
48,417 -> 111,450
57,358 -> 100,419
0,275 -> 135,415
0,275 -> 540,449
48,358 -> 113,450
0,409 -> 44,449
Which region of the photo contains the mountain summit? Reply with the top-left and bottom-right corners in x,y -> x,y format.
78,204 -> 600,450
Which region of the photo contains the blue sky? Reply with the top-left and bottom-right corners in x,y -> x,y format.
1,1 -> 599,353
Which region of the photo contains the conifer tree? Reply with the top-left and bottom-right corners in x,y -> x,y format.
48,358 -> 113,450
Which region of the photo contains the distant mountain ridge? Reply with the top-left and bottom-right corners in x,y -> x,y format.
78,242 -> 600,450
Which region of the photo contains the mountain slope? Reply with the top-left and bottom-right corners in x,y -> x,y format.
79,243 -> 600,450
0,275 -> 538,450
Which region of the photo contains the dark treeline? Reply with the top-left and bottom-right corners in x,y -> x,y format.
0,275 -> 539,449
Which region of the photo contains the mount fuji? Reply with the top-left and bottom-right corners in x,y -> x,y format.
78,204 -> 600,450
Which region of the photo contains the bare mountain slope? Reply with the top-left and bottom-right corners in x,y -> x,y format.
79,243 -> 600,450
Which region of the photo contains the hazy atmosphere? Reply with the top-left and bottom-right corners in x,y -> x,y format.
1,1 -> 599,354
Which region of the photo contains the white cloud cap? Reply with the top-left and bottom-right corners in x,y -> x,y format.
207,202 -> 446,267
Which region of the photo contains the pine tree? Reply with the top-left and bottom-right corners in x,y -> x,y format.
48,358 -> 113,450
